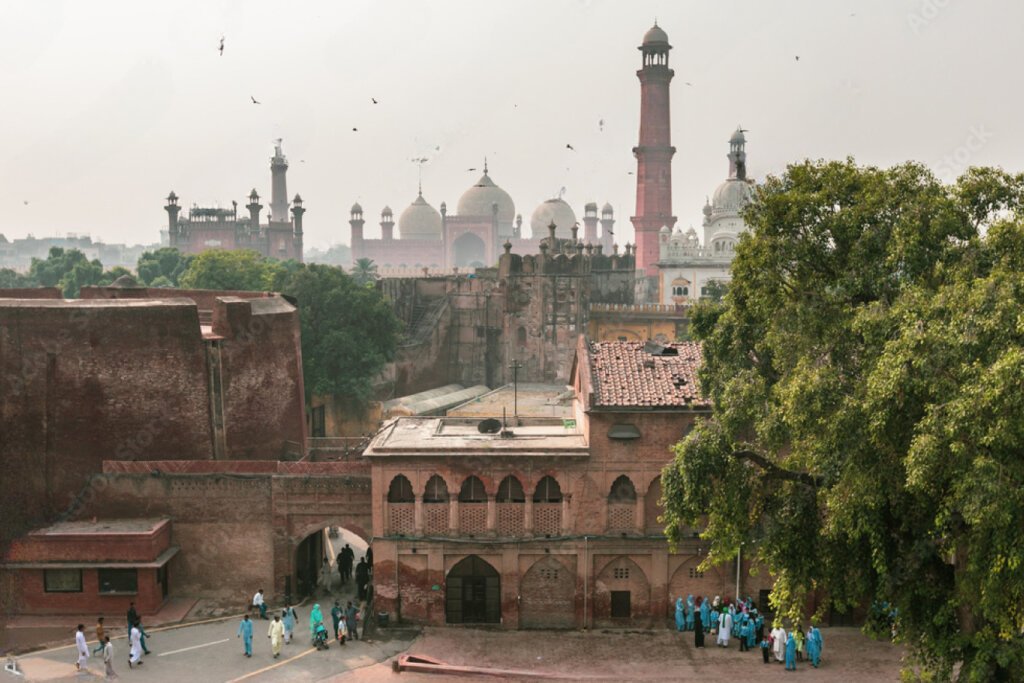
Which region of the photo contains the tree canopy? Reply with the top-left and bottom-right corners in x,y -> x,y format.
178,249 -> 281,291
661,160 -> 1024,681
136,247 -> 192,286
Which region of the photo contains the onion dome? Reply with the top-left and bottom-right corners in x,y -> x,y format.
529,198 -> 578,238
398,191 -> 442,240
457,170 -> 515,221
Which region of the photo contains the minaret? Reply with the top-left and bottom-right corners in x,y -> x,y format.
246,189 -> 263,232
728,126 -> 747,180
270,139 -> 289,223
349,203 -> 365,257
380,206 -> 394,241
600,203 -> 615,252
631,22 -> 677,276
291,194 -> 305,262
583,202 -> 599,243
164,192 -> 180,247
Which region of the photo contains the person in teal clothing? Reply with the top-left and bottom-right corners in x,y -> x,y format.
674,597 -> 685,631
699,596 -> 710,630
746,614 -> 757,650
685,595 -> 695,631
710,607 -> 720,635
739,616 -> 751,651
807,624 -> 822,667
785,630 -> 797,671
309,604 -> 324,642
237,615 -> 254,657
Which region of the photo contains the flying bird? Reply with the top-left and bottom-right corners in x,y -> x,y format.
466,168 -> 477,172
795,55 -> 800,61
684,82 -> 693,86
371,97 -> 378,104
352,127 -> 358,132
23,200 -> 29,205
250,96 -> 261,104
219,35 -> 225,56
566,143 -> 575,151
598,118 -> 605,131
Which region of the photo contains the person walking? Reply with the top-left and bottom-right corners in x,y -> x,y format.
92,617 -> 106,655
102,636 -> 116,679
237,614 -> 254,657
807,624 -> 823,668
309,604 -> 324,644
126,602 -> 139,630
267,615 -> 284,659
760,633 -> 772,663
128,624 -> 143,669
717,610 -> 732,647
345,601 -> 359,641
785,629 -> 797,671
794,625 -> 805,662
282,606 -> 297,644
693,603 -> 705,648
771,624 -> 787,662
365,546 -> 373,574
137,619 -> 152,655
674,597 -> 685,632
320,557 -> 332,593
355,557 -> 369,601
684,594 -> 695,631
74,624 -> 90,671
336,551 -> 345,587
336,615 -> 349,646
330,601 -> 343,641
252,589 -> 267,619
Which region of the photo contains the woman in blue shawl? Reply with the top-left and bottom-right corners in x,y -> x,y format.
685,595 -> 695,631
674,597 -> 685,631
699,596 -> 710,630
309,603 -> 324,641
806,624 -> 822,667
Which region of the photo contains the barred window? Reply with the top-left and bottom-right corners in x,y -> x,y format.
44,569 -> 82,593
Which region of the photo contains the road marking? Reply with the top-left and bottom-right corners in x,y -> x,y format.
224,647 -> 317,682
157,638 -> 230,656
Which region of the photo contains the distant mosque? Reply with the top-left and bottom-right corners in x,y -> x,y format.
349,160 -> 617,270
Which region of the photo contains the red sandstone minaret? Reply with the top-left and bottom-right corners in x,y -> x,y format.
631,22 -> 677,277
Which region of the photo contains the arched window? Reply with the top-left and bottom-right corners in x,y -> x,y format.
496,475 -> 525,503
517,326 -> 527,348
387,474 -> 414,503
682,286 -> 688,296
608,475 -> 637,503
423,475 -> 449,503
459,476 -> 487,503
533,476 -> 563,503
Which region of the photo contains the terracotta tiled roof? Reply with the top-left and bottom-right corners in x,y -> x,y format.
589,340 -> 707,409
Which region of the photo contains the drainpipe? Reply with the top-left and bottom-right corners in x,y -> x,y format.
583,535 -> 589,630
736,543 -> 742,601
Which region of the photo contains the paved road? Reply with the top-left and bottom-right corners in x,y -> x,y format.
12,615 -> 414,682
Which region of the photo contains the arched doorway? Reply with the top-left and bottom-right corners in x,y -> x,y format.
452,233 -> 486,268
294,525 -> 369,602
520,556 -> 575,629
446,555 -> 500,624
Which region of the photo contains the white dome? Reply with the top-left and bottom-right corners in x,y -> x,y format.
529,198 -> 577,238
457,171 -> 515,222
711,178 -> 753,216
398,193 -> 442,239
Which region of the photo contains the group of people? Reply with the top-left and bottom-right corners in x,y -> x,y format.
237,600 -> 363,657
72,601 -> 152,678
675,594 -> 823,670
330,543 -> 373,602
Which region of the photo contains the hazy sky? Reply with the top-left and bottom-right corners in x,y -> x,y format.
2,0 -> 1022,250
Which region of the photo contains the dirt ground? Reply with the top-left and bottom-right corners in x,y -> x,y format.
339,626 -> 906,682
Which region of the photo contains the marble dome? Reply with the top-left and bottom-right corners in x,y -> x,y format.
529,198 -> 578,238
643,24 -> 669,46
457,171 -> 515,222
710,178 -> 754,216
398,192 -> 442,240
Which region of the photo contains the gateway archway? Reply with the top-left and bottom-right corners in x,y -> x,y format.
452,233 -> 486,268
445,555 -> 500,624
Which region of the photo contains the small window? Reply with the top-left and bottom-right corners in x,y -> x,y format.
533,476 -> 563,503
387,475 -> 414,503
539,568 -> 560,580
496,476 -> 525,503
44,569 -> 82,593
611,591 -> 631,618
608,476 -> 637,503
688,567 -> 704,579
424,475 -> 449,503
613,566 -> 630,580
98,568 -> 138,594
608,424 -> 641,440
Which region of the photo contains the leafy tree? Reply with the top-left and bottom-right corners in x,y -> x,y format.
280,263 -> 401,403
149,275 -> 173,288
98,266 -> 132,286
661,160 -> 1024,681
0,268 -> 37,288
136,247 -> 192,286
178,249 -> 282,291
350,257 -> 378,286
28,247 -> 104,297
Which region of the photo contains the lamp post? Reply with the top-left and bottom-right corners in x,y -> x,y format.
508,359 -> 523,425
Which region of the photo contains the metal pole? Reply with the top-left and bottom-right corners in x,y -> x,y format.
508,360 -> 522,425
736,544 -> 742,601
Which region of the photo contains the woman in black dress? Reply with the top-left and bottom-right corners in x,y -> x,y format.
693,598 -> 705,647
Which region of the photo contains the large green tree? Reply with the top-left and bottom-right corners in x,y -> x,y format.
661,160 -> 1024,681
136,247 -> 192,286
282,263 -> 401,403
178,249 -> 282,291
28,247 -> 106,297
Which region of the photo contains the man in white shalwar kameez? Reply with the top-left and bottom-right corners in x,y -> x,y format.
717,611 -> 732,647
772,625 -> 787,662
74,625 -> 90,671
128,625 -> 143,668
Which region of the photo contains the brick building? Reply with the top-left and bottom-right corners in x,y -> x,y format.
0,284 -> 306,543
366,337 -> 773,629
164,141 -> 305,261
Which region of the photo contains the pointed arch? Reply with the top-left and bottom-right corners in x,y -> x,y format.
458,476 -> 487,503
496,475 -> 525,503
387,474 -> 414,503
446,555 -> 500,624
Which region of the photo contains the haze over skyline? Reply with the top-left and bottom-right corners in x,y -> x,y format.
2,0 -> 1022,250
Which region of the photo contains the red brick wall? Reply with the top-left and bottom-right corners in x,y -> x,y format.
14,567 -> 165,617
7,522 -> 170,564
